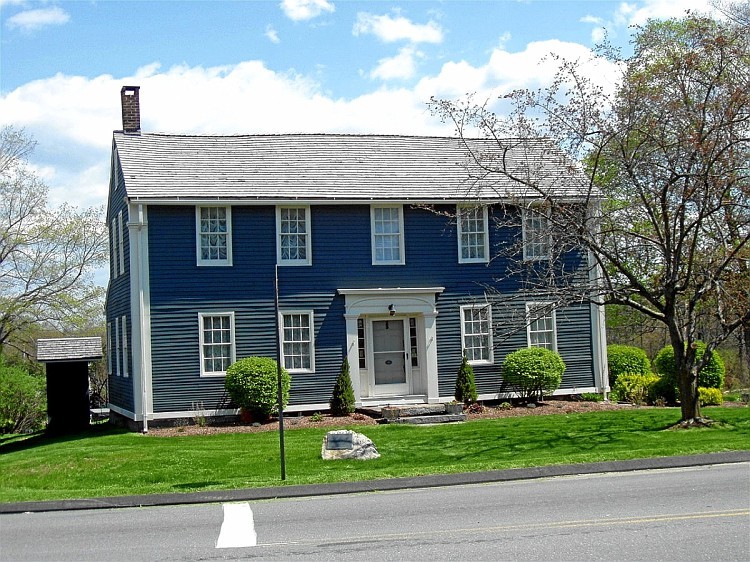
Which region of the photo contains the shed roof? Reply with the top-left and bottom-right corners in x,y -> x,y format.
113,133 -> 589,203
37,337 -> 103,363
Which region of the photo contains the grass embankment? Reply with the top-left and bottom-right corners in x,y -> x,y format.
1,407 -> 748,503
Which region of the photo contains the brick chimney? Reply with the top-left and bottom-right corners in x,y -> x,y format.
120,86 -> 141,133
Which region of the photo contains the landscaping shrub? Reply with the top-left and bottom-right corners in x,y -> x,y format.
225,357 -> 290,420
653,342 -> 725,392
698,387 -> 723,406
607,344 -> 651,387
612,372 -> 660,405
502,347 -> 565,402
330,358 -> 355,416
0,356 -> 47,434
455,355 -> 478,405
580,392 -> 604,402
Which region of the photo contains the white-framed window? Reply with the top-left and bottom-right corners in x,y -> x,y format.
371,205 -> 405,265
199,312 -> 235,376
277,206 -> 311,265
121,315 -> 129,378
281,311 -> 315,373
106,322 -> 113,375
117,211 -> 125,274
523,206 -> 551,260
457,205 -> 489,263
460,304 -> 493,364
110,218 -> 118,277
526,302 -> 557,351
196,206 -> 232,266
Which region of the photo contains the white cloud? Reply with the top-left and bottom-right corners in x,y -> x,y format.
265,24 -> 280,44
6,6 -> 70,32
279,0 -> 334,22
353,12 -> 443,44
617,0 -> 715,25
0,38 -> 621,211
370,46 -> 423,81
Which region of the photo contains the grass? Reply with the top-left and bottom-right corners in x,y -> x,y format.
1,407 -> 748,503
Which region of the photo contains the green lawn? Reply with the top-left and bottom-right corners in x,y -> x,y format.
1,407 -> 748,503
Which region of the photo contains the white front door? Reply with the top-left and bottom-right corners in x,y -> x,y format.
371,318 -> 409,395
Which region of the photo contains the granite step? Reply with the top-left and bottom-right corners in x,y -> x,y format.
377,413 -> 467,425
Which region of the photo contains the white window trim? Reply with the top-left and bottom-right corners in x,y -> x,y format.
114,319 -> 121,376
198,312 -> 236,377
459,304 -> 494,365
522,205 -> 551,261
280,310 -> 315,374
526,302 -> 558,351
370,205 -> 405,265
457,205 -> 489,264
110,219 -> 118,277
276,205 -> 312,266
106,322 -> 112,375
117,211 -> 125,274
195,206 -> 233,267
121,315 -> 129,378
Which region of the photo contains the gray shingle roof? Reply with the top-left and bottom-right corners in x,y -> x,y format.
114,133 -> 587,202
37,337 -> 103,362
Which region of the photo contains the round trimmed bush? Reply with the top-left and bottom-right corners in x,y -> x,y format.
607,344 -> 651,387
502,347 -> 565,401
653,342 -> 725,390
225,357 -> 290,419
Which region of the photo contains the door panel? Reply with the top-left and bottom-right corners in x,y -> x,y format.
372,319 -> 407,391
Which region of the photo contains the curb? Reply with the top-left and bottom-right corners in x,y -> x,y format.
2,451 -> 748,514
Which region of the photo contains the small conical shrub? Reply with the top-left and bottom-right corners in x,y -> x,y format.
330,357 -> 356,415
455,355 -> 478,405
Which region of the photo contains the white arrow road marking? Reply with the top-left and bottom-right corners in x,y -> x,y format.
216,502 -> 257,548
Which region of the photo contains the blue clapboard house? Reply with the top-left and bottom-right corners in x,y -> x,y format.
106,86 -> 608,429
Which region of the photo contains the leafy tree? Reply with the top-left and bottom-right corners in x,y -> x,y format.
454,354 -> 478,405
430,10 -> 749,425
0,354 -> 46,434
0,127 -> 108,355
330,358 -> 355,415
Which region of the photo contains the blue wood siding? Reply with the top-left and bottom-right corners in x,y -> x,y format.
146,203 -> 595,413
105,155 -> 134,413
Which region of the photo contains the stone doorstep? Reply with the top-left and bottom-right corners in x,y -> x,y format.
378,413 -> 467,425
359,404 -> 447,418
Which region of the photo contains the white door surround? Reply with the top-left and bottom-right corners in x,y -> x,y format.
338,287 -> 444,406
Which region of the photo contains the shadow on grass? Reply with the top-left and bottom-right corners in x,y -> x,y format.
0,424 -> 130,454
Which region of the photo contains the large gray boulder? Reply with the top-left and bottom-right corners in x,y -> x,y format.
321,430 -> 380,460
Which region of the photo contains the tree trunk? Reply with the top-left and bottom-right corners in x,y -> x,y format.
678,365 -> 701,423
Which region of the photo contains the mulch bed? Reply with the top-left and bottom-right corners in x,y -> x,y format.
148,400 -> 647,437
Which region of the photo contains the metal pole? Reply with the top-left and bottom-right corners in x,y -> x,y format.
274,264 -> 286,481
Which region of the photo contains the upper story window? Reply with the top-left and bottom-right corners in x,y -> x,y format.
371,205 -> 404,265
196,206 -> 232,266
199,312 -> 235,376
523,206 -> 551,261
277,206 -> 311,266
281,311 -> 315,373
110,218 -> 118,278
117,211 -> 125,275
460,304 -> 493,364
526,302 -> 557,351
457,205 -> 489,263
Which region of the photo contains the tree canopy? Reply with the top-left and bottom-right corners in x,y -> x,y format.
0,126 -> 108,355
430,8 -> 749,424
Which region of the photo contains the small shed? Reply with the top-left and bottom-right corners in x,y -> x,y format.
37,337 -> 103,433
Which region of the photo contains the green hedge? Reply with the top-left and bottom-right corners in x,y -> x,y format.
612,372 -> 660,405
225,357 -> 290,419
607,344 -> 651,387
653,342 -> 725,390
502,347 -> 565,402
0,356 -> 47,434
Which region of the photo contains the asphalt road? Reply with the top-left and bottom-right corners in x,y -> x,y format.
2,462 -> 748,561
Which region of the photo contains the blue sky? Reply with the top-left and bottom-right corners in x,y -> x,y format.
0,0 -> 723,211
